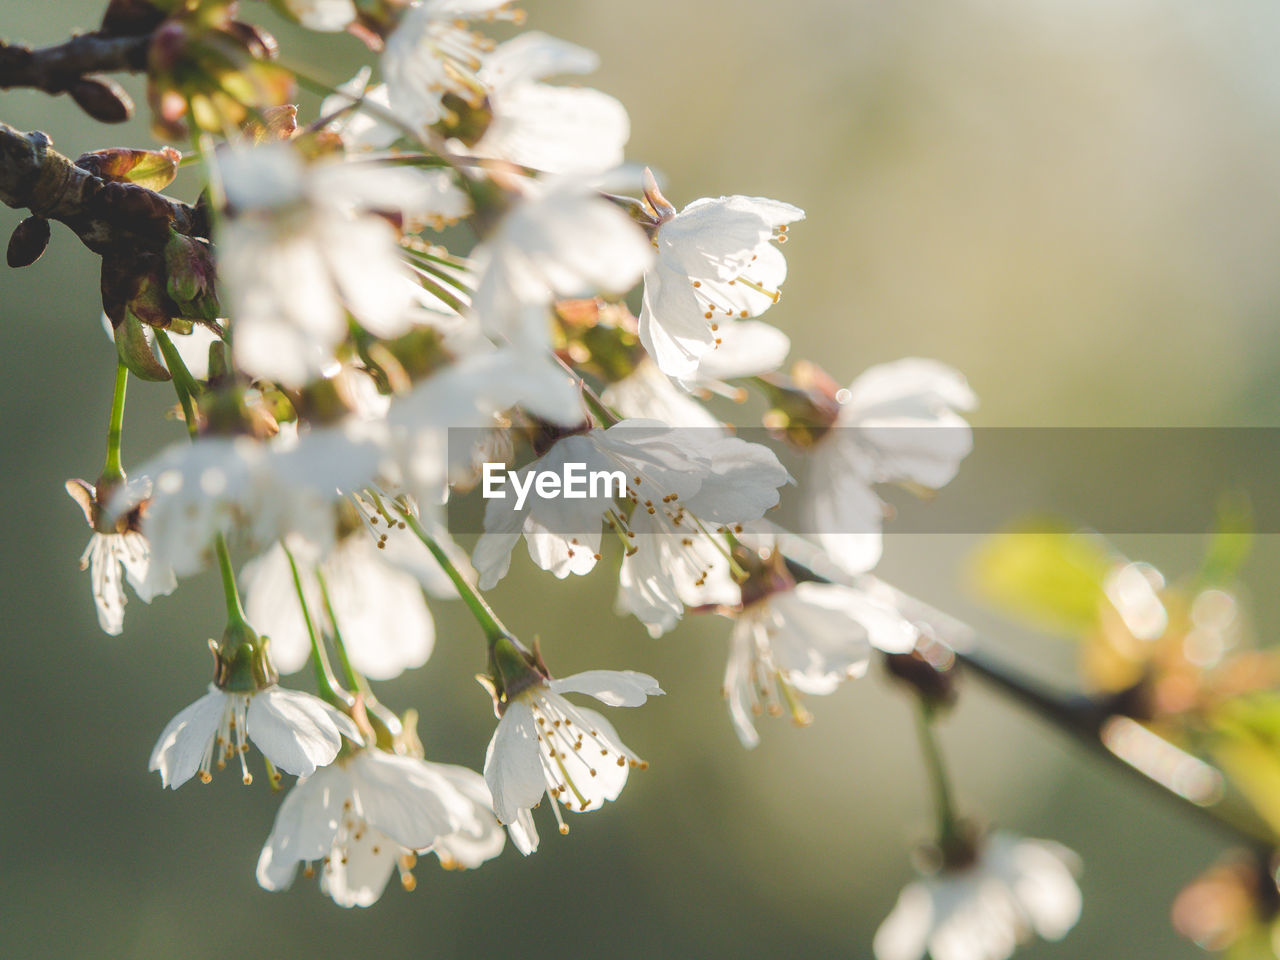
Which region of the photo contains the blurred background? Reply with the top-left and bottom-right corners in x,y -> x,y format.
4,0 -> 1280,957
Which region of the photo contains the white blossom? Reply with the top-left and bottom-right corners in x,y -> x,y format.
874,832 -> 1083,960
256,748 -> 506,906
472,420 -> 789,589
484,669 -> 662,850
383,0 -> 520,130
67,477 -> 176,636
282,0 -> 356,31
242,521 -> 458,680
723,580 -> 917,748
639,175 -> 804,379
810,358 -> 977,576
149,684 -> 361,788
217,142 -> 466,386
472,32 -> 629,174
468,177 -> 652,348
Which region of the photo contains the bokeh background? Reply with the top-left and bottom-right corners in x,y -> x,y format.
4,1 -> 1280,957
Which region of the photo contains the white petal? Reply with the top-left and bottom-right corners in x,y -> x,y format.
483,700 -> 547,825
149,688 -> 227,789
349,750 -> 472,850
873,881 -> 934,960
548,670 -> 663,707
247,687 -> 359,778
320,825 -> 399,908
256,764 -> 351,890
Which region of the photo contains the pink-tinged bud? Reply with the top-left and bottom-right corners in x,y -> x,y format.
75,146 -> 182,191
148,21 -> 191,75
114,311 -> 172,382
6,216 -> 50,268
226,20 -> 279,60
243,104 -> 298,144
70,77 -> 134,124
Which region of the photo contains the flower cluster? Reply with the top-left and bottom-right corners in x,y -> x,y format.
28,2 -> 1111,957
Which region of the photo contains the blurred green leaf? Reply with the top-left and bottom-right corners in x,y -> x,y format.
1200,492 -> 1254,586
967,521 -> 1112,636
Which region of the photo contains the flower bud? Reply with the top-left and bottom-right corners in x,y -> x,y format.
163,231 -> 218,315
114,310 -> 172,382
6,216 -> 50,268
127,253 -> 178,327
70,77 -> 134,124
757,361 -> 844,449
75,146 -> 182,191
242,104 -> 298,144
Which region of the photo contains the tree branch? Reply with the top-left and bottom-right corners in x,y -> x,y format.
0,33 -> 149,95
0,121 -> 204,255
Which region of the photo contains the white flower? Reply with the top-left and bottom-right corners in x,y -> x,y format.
639,174 -> 804,379
256,748 -> 506,907
149,684 -> 361,788
484,669 -> 662,849
468,177 -> 652,349
282,0 -> 356,31
66,478 -> 176,636
122,419 -> 391,579
874,832 -> 1082,960
679,319 -> 791,391
321,69 -> 401,151
217,142 -> 466,386
242,526 -> 446,681
383,0 -> 520,130
723,580 -> 916,748
472,32 -> 629,174
809,358 -> 976,576
472,420 -> 789,589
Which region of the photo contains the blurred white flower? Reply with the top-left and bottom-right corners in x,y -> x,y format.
874,832 -> 1082,960
256,748 -> 506,907
468,177 -> 652,348
282,0 -> 356,31
242,523 -> 452,681
484,669 -> 661,851
723,580 -> 916,748
217,142 -> 466,386
810,358 -> 977,576
472,32 -> 629,174
150,684 -> 361,788
639,173 -> 804,379
120,418 -> 392,579
383,0 -> 520,130
321,69 -> 401,151
601,358 -> 722,429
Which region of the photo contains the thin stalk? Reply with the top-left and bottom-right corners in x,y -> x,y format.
392,499 -> 512,646
914,702 -> 961,847
281,542 -> 347,708
213,532 -> 248,627
101,361 -> 128,484
314,565 -> 372,700
154,329 -> 199,438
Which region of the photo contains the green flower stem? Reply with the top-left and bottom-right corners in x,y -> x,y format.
314,565 -> 372,700
213,531 -> 250,628
914,701 -> 962,848
281,541 -> 347,709
100,361 -> 128,485
394,501 -> 513,648
153,329 -> 199,439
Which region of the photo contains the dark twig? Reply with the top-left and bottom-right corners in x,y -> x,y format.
0,122 -> 204,255
0,33 -> 149,95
